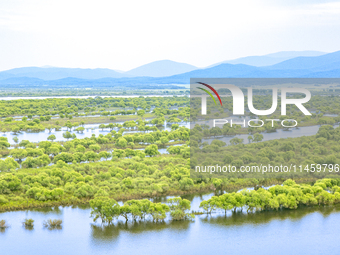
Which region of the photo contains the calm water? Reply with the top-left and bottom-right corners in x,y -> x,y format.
4,121 -> 190,145
0,95 -> 186,100
2,121 -> 332,146
1,192 -> 340,255
202,124 -> 339,145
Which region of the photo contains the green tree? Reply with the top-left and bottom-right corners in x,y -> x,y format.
85,151 -> 99,162
46,146 -> 60,157
137,109 -> 145,118
116,138 -> 127,148
65,121 -> 73,131
76,145 -> 86,153
199,197 -> 218,214
253,133 -> 264,142
89,144 -> 101,152
62,131 -> 73,140
99,151 -> 111,160
148,203 -> 169,222
12,126 -> 20,135
145,144 -> 160,157
0,137 -> 10,149
90,197 -> 120,224
230,137 -> 244,145
167,197 -> 193,220
47,134 -> 56,142
75,127 -> 85,133
10,149 -> 27,161
160,136 -> 169,146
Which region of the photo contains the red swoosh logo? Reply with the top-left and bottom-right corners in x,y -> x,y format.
197,82 -> 223,106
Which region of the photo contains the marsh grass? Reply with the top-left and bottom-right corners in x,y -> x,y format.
43,219 -> 63,229
22,218 -> 34,229
191,211 -> 204,215
0,219 -> 9,231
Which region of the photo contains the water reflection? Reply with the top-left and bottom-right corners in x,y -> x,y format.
1,196 -> 340,255
200,205 -> 340,227
90,220 -> 191,242
4,120 -> 190,144
23,225 -> 34,231
203,124 -> 339,145
29,207 -> 63,215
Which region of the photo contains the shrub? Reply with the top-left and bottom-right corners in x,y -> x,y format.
22,218 -> 34,228
43,219 -> 62,229
0,219 -> 9,229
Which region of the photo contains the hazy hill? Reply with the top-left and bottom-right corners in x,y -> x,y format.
125,60 -> 197,77
1,50 -> 340,87
0,60 -> 198,80
0,67 -> 129,80
266,51 -> 340,70
215,51 -> 326,67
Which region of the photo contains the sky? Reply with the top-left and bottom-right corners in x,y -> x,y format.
0,0 -> 340,71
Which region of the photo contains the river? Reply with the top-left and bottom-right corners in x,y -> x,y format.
202,125 -> 332,145
2,120 -> 333,146
0,95 -> 187,100
3,121 -> 190,145
1,192 -> 339,255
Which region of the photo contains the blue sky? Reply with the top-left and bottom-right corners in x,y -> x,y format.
0,0 -> 340,71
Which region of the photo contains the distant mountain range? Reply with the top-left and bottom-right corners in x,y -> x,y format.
0,60 -> 197,81
2,50 -> 340,87
216,51 -> 326,67
125,60 -> 197,77
0,67 -> 128,80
